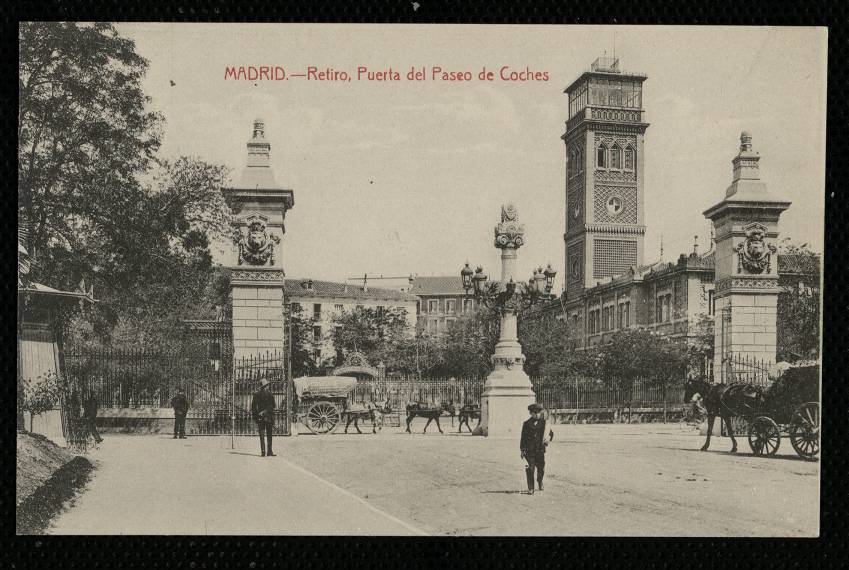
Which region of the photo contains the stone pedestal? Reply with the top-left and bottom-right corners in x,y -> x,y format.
703,132 -> 790,381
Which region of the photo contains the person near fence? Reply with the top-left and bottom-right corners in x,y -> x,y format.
82,392 -> 104,444
520,403 -> 554,494
170,389 -> 189,439
251,377 -> 275,457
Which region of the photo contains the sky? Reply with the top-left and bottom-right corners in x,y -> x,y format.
117,24 -> 827,289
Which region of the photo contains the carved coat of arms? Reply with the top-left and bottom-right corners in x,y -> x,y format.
238,219 -> 280,266
735,225 -> 776,274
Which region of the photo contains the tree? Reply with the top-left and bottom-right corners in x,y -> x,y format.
20,373 -> 62,433
440,309 -> 499,377
330,307 -> 410,368
287,303 -> 319,379
19,22 -> 162,286
777,239 -> 821,362
20,23 -> 234,351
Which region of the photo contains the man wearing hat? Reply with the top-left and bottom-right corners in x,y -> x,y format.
170,388 -> 189,439
251,377 -> 276,457
520,403 -> 554,494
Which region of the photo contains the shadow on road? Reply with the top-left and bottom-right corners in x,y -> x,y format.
227,450 -> 262,457
481,490 -> 529,495
653,446 -> 816,462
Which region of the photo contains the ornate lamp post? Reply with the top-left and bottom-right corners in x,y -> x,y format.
460,203 -> 556,437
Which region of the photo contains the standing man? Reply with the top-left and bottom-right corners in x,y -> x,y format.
82,392 -> 104,444
251,377 -> 276,457
520,403 -> 554,495
170,388 -> 189,439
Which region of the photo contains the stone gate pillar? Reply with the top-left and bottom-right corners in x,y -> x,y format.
224,118 -> 295,360
703,132 -> 790,382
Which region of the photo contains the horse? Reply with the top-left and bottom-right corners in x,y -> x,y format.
343,399 -> 391,434
684,378 -> 766,453
405,401 -> 453,433
455,404 -> 481,433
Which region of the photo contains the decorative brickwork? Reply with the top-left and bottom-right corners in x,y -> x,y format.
593,240 -> 638,280
594,185 -> 638,224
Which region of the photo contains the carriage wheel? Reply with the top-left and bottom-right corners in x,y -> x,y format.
747,416 -> 781,456
789,402 -> 820,460
305,402 -> 341,434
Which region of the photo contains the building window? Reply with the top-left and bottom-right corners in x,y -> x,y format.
608,307 -> 615,331
610,144 -> 622,170
312,325 -> 322,342
596,144 -> 607,169
617,304 -> 623,329
313,303 -> 321,320
577,147 -> 583,173
657,294 -> 672,323
427,319 -> 438,334
624,302 -> 630,327
446,318 -> 456,330
463,298 -> 474,313
416,300 -> 421,315
446,299 -> 456,314
313,349 -> 321,365
428,299 -> 438,313
335,304 -> 344,312
624,146 -> 635,171
708,290 -> 715,316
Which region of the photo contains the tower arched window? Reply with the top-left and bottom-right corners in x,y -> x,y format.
611,144 -> 622,170
596,144 -> 607,169
577,147 -> 583,173
624,145 -> 635,171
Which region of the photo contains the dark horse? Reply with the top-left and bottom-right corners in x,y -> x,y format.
684,379 -> 766,453
405,401 -> 452,433
455,404 -> 481,433
343,399 -> 391,434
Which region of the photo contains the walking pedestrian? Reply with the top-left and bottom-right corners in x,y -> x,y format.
251,377 -> 276,457
82,392 -> 103,444
520,403 -> 554,495
170,389 -> 189,439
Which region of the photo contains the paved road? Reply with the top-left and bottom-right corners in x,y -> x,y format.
48,423 -> 818,536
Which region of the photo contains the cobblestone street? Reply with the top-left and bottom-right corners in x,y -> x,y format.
48,423 -> 818,536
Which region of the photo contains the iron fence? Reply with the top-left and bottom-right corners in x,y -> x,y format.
64,348 -> 291,435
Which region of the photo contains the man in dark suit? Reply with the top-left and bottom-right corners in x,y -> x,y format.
170,389 -> 189,439
520,403 -> 553,494
82,393 -> 103,444
251,377 -> 276,457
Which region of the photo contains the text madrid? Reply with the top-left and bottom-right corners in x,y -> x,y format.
224,66 -> 550,82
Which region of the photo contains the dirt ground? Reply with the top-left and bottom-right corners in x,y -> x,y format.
17,431 -> 77,507
45,423 -> 818,536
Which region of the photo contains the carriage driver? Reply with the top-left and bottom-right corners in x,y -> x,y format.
251,377 -> 276,457
520,403 -> 554,495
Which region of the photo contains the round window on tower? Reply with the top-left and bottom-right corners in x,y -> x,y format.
606,195 -> 623,217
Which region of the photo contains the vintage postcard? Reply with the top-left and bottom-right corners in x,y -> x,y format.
17,23 -> 824,536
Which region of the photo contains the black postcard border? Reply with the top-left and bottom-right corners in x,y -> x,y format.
2,2 -> 847,569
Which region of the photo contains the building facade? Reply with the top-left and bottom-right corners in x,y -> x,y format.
284,278 -> 419,367
539,57 -> 818,367
407,276 -> 476,335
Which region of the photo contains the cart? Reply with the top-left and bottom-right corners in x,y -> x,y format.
746,364 -> 819,460
293,376 -> 357,434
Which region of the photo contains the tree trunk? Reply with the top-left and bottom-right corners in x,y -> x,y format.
662,382 -> 667,423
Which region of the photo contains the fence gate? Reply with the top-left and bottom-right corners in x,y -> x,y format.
64,347 -> 292,437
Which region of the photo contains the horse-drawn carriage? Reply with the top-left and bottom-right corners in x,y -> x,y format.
746,365 -> 819,459
688,363 -> 820,460
293,376 -> 389,434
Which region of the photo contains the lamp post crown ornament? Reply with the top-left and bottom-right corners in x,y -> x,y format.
494,202 -> 525,249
